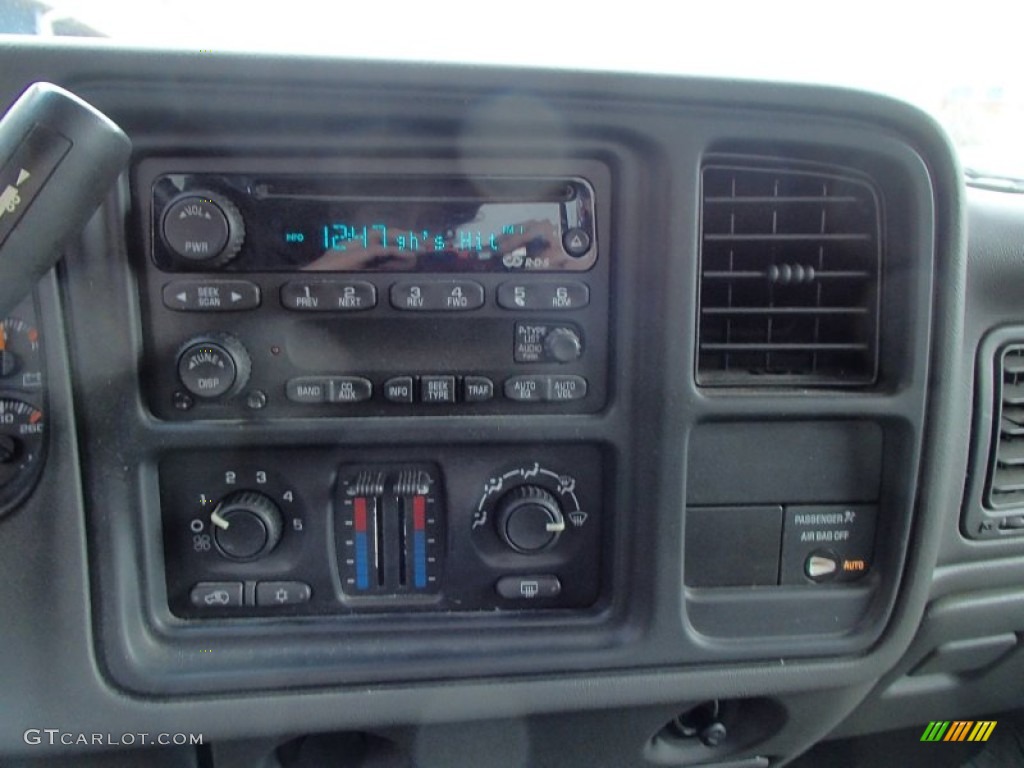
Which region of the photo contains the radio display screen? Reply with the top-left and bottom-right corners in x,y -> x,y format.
153,175 -> 597,273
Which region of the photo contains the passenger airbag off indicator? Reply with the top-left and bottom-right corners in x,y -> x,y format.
780,504 -> 877,585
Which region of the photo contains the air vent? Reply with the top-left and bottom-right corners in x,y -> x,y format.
697,164 -> 881,386
986,345 -> 1024,509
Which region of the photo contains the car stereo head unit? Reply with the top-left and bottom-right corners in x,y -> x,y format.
151,173 -> 597,274
133,158 -> 610,420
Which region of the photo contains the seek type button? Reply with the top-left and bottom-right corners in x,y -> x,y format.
421,376 -> 456,404
498,281 -> 590,311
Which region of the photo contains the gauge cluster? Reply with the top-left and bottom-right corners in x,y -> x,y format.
0,293 -> 45,516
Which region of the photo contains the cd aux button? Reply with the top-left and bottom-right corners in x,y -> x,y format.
328,377 -> 373,404
390,280 -> 484,311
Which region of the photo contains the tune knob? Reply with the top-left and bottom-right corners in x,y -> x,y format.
210,491 -> 283,561
495,485 -> 566,553
544,327 -> 583,363
176,333 -> 251,400
161,191 -> 245,269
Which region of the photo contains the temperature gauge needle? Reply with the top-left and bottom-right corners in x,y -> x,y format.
0,324 -> 13,378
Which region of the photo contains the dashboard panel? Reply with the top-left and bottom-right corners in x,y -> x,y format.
0,39 -> 995,768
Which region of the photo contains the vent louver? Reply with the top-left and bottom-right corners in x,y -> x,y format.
986,346 -> 1024,509
698,164 -> 881,386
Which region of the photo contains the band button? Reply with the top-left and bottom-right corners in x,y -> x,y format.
286,377 -> 331,404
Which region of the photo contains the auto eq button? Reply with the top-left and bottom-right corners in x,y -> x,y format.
504,375 -> 548,402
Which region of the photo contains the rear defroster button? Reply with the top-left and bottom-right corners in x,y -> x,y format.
496,575 -> 562,600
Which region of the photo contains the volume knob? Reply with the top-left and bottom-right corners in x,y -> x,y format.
161,191 -> 245,269
495,485 -> 566,553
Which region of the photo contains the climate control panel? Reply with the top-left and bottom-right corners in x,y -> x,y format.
160,444 -> 605,617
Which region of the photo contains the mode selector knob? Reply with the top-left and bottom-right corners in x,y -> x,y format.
176,333 -> 251,400
211,491 -> 283,561
161,191 -> 245,268
495,485 -> 566,553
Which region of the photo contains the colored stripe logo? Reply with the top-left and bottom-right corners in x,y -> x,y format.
920,721 -> 996,742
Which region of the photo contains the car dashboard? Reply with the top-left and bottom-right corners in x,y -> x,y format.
3,37 -> 1021,768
